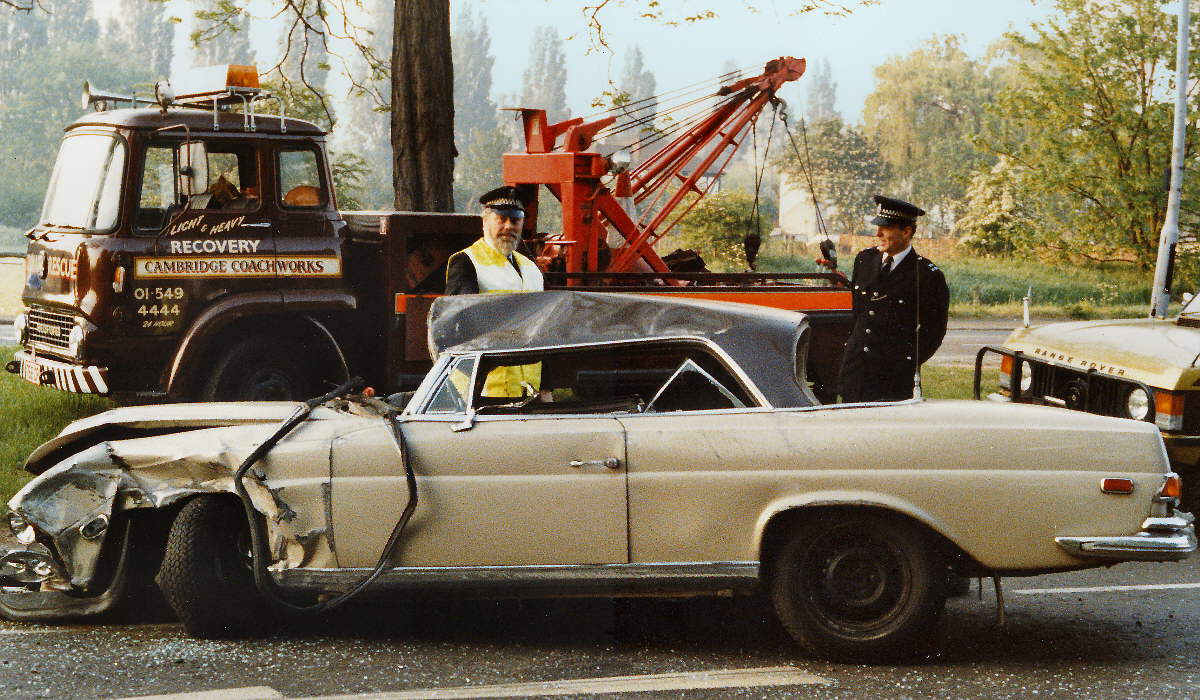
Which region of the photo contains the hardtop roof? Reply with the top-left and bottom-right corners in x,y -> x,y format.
428,290 -> 817,408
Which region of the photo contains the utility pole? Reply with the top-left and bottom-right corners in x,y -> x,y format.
1151,0 -> 1191,318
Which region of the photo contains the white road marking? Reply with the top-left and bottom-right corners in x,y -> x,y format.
118,687 -> 283,700
1012,582 -> 1200,595
309,666 -> 829,699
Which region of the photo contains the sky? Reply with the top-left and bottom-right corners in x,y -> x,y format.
468,0 -> 1059,122
92,0 -> 1060,123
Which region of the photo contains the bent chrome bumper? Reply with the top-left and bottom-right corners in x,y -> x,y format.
1056,512 -> 1196,562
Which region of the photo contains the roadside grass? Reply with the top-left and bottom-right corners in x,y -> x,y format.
0,346 -> 113,502
0,259 -> 23,318
921,364 -> 990,401
757,244 -> 1157,319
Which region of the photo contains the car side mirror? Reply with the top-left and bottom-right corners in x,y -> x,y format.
179,141 -> 209,196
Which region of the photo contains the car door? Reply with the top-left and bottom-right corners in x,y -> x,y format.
329,354 -> 629,568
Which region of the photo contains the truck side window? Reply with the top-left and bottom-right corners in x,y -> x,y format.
182,144 -> 259,214
135,145 -> 179,233
278,149 -> 325,208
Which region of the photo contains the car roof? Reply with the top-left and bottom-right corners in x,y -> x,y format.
427,291 -> 817,408
66,107 -> 324,137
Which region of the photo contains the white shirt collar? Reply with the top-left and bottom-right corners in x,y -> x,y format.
882,245 -> 912,268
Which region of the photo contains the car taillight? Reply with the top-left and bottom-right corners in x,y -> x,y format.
1154,391 -> 1184,432
1158,474 -> 1182,502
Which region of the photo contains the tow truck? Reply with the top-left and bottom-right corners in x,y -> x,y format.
6,60 -> 851,403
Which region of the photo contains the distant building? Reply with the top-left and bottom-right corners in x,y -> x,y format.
776,174 -> 836,244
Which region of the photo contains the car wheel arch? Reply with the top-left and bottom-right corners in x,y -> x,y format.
756,501 -> 973,586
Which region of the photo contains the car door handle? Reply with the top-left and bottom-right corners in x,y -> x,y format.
569,457 -> 621,470
241,222 -> 272,228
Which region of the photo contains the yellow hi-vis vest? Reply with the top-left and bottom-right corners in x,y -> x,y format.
457,238 -> 544,397
462,238 -> 544,293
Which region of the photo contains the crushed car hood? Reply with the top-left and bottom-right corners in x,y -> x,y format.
1005,318 -> 1200,389
24,402 -> 328,475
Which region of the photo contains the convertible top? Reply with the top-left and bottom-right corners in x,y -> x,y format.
428,291 -> 816,408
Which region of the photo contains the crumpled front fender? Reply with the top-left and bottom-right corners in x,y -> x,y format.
9,415 -> 353,593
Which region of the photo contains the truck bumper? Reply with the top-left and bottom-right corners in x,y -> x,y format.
1055,511 -> 1196,562
6,350 -> 109,395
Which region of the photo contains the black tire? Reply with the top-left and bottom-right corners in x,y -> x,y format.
201,335 -> 312,401
155,496 -> 276,639
770,512 -> 946,663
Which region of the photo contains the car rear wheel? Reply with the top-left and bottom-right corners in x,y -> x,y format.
201,335 -> 312,401
770,512 -> 946,663
155,496 -> 276,638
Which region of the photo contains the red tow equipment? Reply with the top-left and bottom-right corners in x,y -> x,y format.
503,57 -> 808,286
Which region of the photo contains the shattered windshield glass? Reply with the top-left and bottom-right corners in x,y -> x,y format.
40,133 -> 126,231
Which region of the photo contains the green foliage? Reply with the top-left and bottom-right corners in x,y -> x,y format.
0,348 -> 112,503
675,190 -> 767,271
863,35 -> 999,235
0,43 -> 155,228
920,365 -> 980,400
453,127 -> 510,213
778,117 -> 889,238
452,1 -> 498,141
938,256 -> 1150,308
805,57 -> 838,123
955,156 -> 1038,255
521,26 -> 570,122
975,0 -> 1200,269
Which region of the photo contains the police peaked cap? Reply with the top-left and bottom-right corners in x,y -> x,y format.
479,186 -> 525,217
869,195 -> 925,228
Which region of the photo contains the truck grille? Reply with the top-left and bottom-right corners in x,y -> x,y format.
26,306 -> 75,353
1027,362 -> 1132,419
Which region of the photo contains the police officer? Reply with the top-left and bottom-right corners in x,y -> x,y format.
445,185 -> 544,295
837,195 -> 949,403
444,186 -> 545,398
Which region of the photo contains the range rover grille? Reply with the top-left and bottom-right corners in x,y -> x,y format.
1026,362 -> 1134,419
26,306 -> 75,353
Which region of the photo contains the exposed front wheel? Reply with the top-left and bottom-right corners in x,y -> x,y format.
155,496 -> 276,638
771,512 -> 946,663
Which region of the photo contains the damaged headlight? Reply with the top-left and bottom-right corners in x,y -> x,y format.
7,511 -> 36,545
0,549 -> 56,584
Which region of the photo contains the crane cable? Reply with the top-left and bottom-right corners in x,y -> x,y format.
778,107 -> 831,241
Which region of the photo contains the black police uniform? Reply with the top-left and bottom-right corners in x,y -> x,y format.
837,197 -> 949,403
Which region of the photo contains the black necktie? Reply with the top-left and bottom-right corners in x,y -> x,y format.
880,255 -> 892,279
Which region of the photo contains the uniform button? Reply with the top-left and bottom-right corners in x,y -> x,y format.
868,310 -> 875,316
865,329 -> 871,334
899,299 -> 904,304
906,356 -> 912,360
863,346 -> 870,352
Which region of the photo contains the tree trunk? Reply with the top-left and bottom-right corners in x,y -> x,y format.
391,2 -> 455,212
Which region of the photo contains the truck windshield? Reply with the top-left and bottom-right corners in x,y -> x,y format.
40,133 -> 126,231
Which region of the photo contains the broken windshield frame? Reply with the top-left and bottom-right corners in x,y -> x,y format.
40,132 -> 127,232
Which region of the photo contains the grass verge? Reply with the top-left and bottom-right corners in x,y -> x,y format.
1,346 -> 113,502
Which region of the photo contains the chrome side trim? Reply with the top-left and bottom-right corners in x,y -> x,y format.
274,561 -> 760,596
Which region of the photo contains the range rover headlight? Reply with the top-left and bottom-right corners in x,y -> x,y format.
67,323 -> 85,359
13,312 -> 27,344
8,511 -> 36,545
1125,387 -> 1152,421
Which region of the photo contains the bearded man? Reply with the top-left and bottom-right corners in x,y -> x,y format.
445,186 -> 544,295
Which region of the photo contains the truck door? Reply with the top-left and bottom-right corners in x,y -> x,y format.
131,139 -> 276,336
270,145 -> 343,296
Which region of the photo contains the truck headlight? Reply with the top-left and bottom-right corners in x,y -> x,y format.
8,511 -> 36,545
1020,372 -> 1033,393
67,323 -> 85,359
1125,387 -> 1151,421
13,312 -> 27,344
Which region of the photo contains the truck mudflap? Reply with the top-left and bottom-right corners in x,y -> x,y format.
1055,512 -> 1196,562
6,350 -> 110,395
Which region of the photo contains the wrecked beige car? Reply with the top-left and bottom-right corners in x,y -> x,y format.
2,292 -> 1195,663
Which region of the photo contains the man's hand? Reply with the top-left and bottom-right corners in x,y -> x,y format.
815,257 -> 849,285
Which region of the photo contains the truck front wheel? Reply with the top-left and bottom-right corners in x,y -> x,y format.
201,336 -> 313,401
